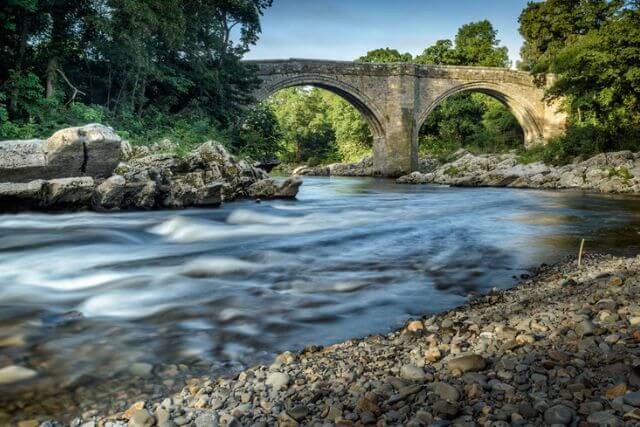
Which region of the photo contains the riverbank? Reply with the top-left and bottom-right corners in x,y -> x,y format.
397,150 -> 640,194
18,253 -> 638,426
292,150 -> 640,194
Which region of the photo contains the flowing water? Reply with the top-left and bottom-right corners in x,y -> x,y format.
1,177 -> 640,418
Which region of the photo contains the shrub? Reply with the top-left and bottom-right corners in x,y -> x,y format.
608,167 -> 633,181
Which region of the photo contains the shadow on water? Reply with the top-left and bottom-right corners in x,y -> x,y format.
1,177 -> 639,420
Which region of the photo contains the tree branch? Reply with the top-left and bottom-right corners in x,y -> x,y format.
56,67 -> 86,104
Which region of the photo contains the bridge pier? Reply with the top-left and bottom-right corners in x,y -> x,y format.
373,116 -> 417,177
373,73 -> 419,177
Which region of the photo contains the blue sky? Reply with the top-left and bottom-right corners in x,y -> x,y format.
245,0 -> 532,65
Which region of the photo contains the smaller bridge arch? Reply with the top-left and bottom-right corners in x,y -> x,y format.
417,81 -> 545,147
253,73 -> 386,141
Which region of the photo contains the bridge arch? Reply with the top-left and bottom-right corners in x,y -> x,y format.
254,74 -> 386,141
417,81 -> 545,147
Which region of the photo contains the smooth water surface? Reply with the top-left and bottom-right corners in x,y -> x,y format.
1,177 -> 639,413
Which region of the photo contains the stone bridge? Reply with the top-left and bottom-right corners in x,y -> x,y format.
246,59 -> 567,177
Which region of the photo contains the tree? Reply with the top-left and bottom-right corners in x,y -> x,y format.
452,20 -> 510,67
546,7 -> 640,142
322,91 -> 373,162
415,40 -> 456,65
518,0 -> 623,72
357,48 -> 412,63
0,0 -> 274,149
266,88 -> 338,163
518,0 -> 640,156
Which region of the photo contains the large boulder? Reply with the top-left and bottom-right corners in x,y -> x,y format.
248,177 -> 302,199
45,123 -> 122,178
0,140 -> 47,182
0,124 -> 122,183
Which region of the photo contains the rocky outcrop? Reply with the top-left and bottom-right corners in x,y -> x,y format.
0,126 -> 302,212
397,150 -> 640,194
0,124 -> 122,182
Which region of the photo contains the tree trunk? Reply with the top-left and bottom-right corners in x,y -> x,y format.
46,57 -> 58,98
45,1 -> 68,99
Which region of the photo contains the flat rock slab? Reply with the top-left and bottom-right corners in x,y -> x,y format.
0,124 -> 122,183
0,140 -> 47,182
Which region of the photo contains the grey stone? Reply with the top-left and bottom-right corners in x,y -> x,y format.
247,177 -> 302,199
446,354 -> 487,373
400,364 -> 428,381
0,365 -> 37,384
432,382 -> 460,402
576,319 -> 596,336
155,407 -> 170,425
42,177 -> 94,209
0,180 -> 45,210
265,372 -> 290,390
128,409 -> 154,427
129,362 -> 153,377
46,123 -> 122,178
432,399 -> 459,419
544,405 -> 574,425
586,411 -> 621,426
623,391 -> 640,407
194,413 -> 218,427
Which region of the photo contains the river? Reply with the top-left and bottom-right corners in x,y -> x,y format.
1,177 -> 640,419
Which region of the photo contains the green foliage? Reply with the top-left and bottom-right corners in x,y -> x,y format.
518,1 -> 640,161
546,10 -> 640,136
357,48 -> 413,63
517,124 -> 615,166
518,0 -> 622,72
444,166 -> 461,176
415,40 -> 456,65
235,104 -> 283,160
452,20 -> 511,68
322,92 -> 373,162
418,137 -> 461,163
609,166 -> 633,180
264,87 -> 373,164
0,0 -> 274,155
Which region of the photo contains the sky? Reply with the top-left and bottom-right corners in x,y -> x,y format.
245,0 -> 532,66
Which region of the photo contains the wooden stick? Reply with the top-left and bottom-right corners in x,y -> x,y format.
578,238 -> 585,267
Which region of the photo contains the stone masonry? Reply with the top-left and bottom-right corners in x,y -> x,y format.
246,59 -> 567,177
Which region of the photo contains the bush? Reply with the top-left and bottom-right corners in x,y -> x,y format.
419,136 -> 461,163
517,124 -> 622,166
